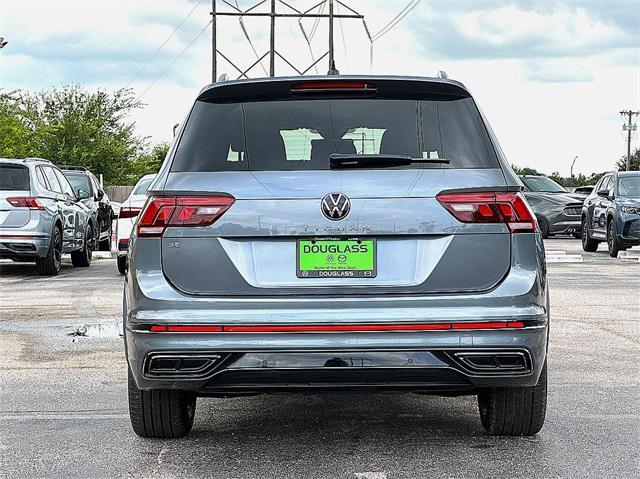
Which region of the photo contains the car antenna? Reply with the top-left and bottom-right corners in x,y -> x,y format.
327,59 -> 340,76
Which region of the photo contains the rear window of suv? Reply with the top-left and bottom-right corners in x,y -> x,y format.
0,164 -> 30,190
171,97 -> 499,172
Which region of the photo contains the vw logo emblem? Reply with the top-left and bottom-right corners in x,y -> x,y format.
321,193 -> 351,221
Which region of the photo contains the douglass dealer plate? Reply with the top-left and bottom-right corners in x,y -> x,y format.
296,238 -> 377,278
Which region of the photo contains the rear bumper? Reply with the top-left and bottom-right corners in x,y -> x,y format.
125,326 -> 548,394
0,235 -> 50,259
124,233 -> 549,394
549,217 -> 580,235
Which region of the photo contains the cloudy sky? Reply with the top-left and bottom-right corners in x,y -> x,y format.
0,0 -> 638,176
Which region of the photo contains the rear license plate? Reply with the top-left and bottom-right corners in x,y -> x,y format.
296,239 -> 377,278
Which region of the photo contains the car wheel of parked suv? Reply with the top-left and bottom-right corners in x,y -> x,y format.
98,220 -> 112,251
117,256 -> 127,275
36,225 -> 62,276
478,362 -> 547,436
71,225 -> 93,267
581,217 -> 598,252
536,215 -> 549,239
127,368 -> 196,438
607,220 -> 620,258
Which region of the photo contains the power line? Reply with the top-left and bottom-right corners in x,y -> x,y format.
138,20 -> 212,101
372,0 -> 421,41
365,0 -> 421,70
234,0 -> 270,75
336,1 -> 350,70
124,0 -> 203,89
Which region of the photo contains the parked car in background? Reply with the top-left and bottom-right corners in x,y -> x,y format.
0,158 -> 95,275
572,185 -> 595,197
110,202 -> 122,218
60,166 -> 114,251
519,175 -> 584,238
124,76 -> 549,439
115,174 -> 155,274
581,171 -> 640,257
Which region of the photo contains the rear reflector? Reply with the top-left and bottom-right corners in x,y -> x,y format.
150,325 -> 223,333
147,321 -> 527,333
436,191 -> 536,233
119,206 -> 141,219
137,195 -> 235,237
6,197 -> 45,210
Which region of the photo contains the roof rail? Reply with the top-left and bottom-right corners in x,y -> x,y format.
58,165 -> 89,172
23,157 -> 51,163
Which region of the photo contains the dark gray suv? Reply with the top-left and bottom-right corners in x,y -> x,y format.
124,76 -> 549,438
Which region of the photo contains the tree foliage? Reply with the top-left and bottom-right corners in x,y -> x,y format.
0,86 -> 167,185
615,147 -> 640,171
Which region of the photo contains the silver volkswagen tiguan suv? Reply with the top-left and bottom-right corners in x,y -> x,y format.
0,158 -> 95,275
125,76 -> 548,438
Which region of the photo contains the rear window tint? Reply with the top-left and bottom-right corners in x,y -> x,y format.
171,98 -> 498,172
0,164 -> 30,190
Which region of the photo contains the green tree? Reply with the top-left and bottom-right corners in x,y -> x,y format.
0,91 -> 35,158
511,165 -> 541,176
1,86 -> 146,185
616,148 -> 640,171
129,142 -> 170,181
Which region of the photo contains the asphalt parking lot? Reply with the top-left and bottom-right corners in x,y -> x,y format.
0,238 -> 638,479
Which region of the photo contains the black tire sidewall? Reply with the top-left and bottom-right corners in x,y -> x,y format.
537,216 -> 549,238
607,220 -> 619,257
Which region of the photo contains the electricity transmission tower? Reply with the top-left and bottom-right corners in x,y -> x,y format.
210,0 -> 365,82
620,110 -> 639,171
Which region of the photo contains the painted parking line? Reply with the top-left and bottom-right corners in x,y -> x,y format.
546,254 -> 583,263
618,250 -> 640,260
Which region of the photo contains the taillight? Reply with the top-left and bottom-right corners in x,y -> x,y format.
290,81 -> 377,94
136,195 -> 235,237
6,197 -> 45,210
436,191 -> 536,233
119,206 -> 141,219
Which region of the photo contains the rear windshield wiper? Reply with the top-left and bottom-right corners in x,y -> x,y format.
329,153 -> 450,169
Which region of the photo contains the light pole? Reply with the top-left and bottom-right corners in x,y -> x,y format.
570,156 -> 578,177
0,37 -> 7,49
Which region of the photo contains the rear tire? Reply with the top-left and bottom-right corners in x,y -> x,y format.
537,215 -> 549,239
581,217 -> 598,252
36,226 -> 62,276
607,220 -> 620,258
128,368 -> 196,439
71,225 -> 93,267
478,362 -> 547,436
117,255 -> 127,275
98,220 -> 112,251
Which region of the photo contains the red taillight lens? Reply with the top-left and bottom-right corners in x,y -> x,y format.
290,81 -> 377,93
6,197 -> 45,210
436,191 -> 536,233
119,206 -> 141,219
136,195 -> 235,237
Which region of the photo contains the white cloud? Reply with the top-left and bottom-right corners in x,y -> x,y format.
0,0 -> 638,176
